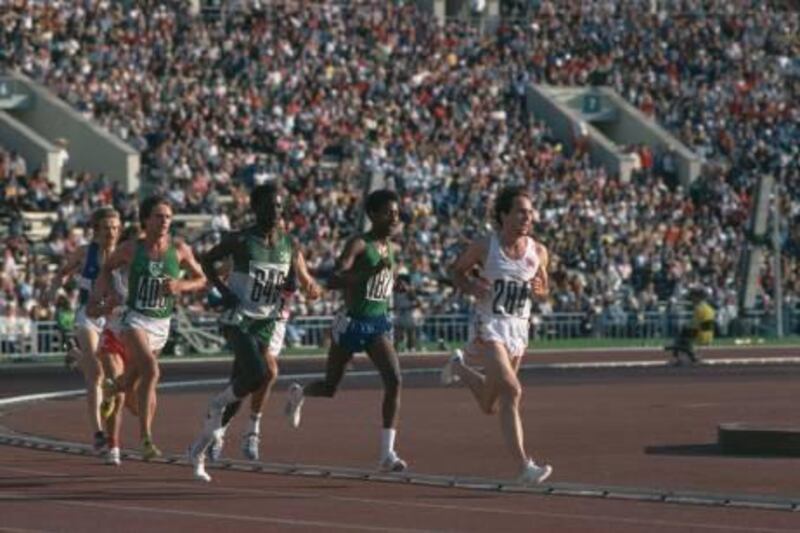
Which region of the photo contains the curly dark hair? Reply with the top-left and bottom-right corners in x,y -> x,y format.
493,186 -> 532,227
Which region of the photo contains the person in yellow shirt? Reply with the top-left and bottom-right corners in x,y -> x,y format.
666,286 -> 715,365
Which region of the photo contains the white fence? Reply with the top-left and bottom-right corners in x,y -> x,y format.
2,308 -> 796,359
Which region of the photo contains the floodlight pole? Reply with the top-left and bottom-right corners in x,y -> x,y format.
773,178 -> 784,338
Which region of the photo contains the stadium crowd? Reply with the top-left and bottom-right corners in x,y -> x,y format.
0,0 -> 798,341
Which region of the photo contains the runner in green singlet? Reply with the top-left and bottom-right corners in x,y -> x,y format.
188,183 -> 321,482
284,189 -> 407,472
94,196 -> 205,460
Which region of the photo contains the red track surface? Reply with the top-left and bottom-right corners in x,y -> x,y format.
2,351 -> 800,532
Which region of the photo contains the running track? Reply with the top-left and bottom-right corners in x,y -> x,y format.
2,347 -> 800,532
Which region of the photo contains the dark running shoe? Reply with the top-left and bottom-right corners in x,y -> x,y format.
93,431 -> 108,454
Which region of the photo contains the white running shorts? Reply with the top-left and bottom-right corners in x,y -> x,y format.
467,312 -> 529,359
122,310 -> 171,353
74,306 -> 106,334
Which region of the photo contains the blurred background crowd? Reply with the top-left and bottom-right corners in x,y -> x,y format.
1,0 -> 798,342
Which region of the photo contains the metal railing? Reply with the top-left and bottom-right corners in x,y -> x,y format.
2,308 -> 797,359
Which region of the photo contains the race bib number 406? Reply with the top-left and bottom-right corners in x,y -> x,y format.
135,277 -> 167,310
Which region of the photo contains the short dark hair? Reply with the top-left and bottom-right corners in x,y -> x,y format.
493,186 -> 532,226
365,189 -> 399,216
139,195 -> 171,224
91,206 -> 120,229
250,182 -> 278,211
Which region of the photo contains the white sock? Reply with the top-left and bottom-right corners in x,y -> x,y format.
204,386 -> 239,437
381,428 -> 396,459
211,385 -> 239,410
246,413 -> 262,436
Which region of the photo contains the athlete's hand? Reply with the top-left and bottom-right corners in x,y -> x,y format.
467,275 -> 492,300
531,269 -> 548,298
220,289 -> 240,309
304,282 -> 322,301
162,279 -> 182,296
369,257 -> 391,275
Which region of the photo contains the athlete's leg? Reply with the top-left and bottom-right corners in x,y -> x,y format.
95,335 -> 118,387
223,326 -> 270,398
364,335 -> 402,429
480,342 -> 528,467
249,346 -> 279,414
198,328 -> 250,465
511,354 -> 523,373
124,369 -> 141,417
75,327 -> 104,442
104,352 -> 125,463
365,334 -> 406,470
121,327 -> 159,442
218,348 -> 244,428
219,348 -> 244,427
453,342 -> 498,414
285,317 -> 353,430
190,326 -> 268,476
195,328 -> 265,441
303,342 -> 353,398
509,351 -> 552,483
284,342 -> 351,430
239,346 -> 278,460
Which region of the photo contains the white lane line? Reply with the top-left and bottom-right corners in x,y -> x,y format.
0,526 -> 55,533
0,490 -> 440,533
0,389 -> 87,407
4,356 -> 800,407
0,464 -> 796,533
6,355 -> 800,407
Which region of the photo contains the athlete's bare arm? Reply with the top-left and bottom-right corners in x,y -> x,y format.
326,236 -> 368,290
166,241 -> 206,295
449,237 -> 491,300
531,244 -> 550,299
200,234 -> 239,306
47,245 -> 87,302
90,240 -> 136,312
389,242 -> 400,279
292,248 -> 322,301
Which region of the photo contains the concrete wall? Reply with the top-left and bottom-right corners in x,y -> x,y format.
6,71 -> 140,194
484,0 -> 500,34
597,88 -> 701,185
417,0 -> 445,22
0,111 -> 61,190
527,84 -> 636,182
739,175 -> 774,310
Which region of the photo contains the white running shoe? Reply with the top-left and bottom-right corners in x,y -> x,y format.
379,451 -> 408,473
206,427 -> 226,462
441,349 -> 464,386
284,383 -> 305,429
106,447 -> 121,466
188,440 -> 212,482
241,432 -> 260,461
518,459 -> 552,485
